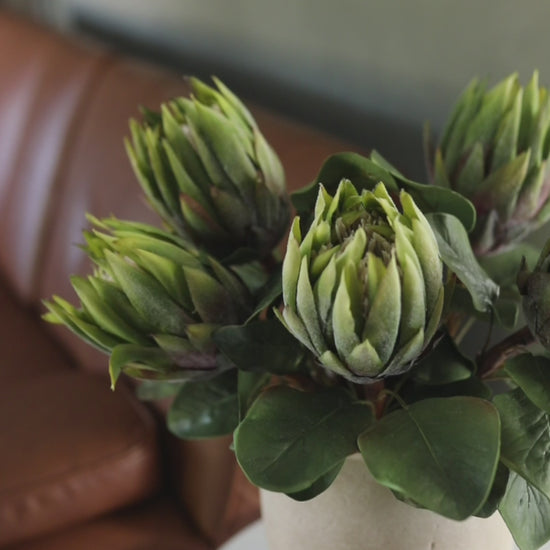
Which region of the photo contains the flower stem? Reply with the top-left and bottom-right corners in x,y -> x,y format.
364,381 -> 386,419
478,325 -> 536,379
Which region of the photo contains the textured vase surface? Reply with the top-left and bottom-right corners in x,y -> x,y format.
260,454 -> 515,550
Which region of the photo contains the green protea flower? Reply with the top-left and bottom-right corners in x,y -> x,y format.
279,180 -> 444,382
429,71 -> 550,256
125,77 -> 290,258
43,217 -> 253,387
518,238 -> 550,349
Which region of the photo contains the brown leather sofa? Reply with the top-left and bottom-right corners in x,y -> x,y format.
0,10 -> 355,549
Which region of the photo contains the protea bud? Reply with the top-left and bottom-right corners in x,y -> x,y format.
429,71 -> 550,256
125,77 -> 290,258
517,239 -> 550,349
279,180 -> 444,382
43,217 -> 253,386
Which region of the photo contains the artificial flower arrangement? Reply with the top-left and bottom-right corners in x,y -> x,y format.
44,72 -> 550,550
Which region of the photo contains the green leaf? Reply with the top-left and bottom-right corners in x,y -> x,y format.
412,332 -> 474,385
449,285 -> 520,329
371,150 -> 476,232
87,276 -> 157,334
399,376 -> 492,406
167,370 -> 239,439
246,271 -> 282,322
130,249 -> 190,308
161,103 -> 214,193
358,396 -> 501,520
183,266 -> 238,324
492,296 -> 521,329
43,296 -> 118,353
500,472 -> 550,550
292,151 -> 476,233
455,142 -> 485,197
105,250 -> 188,334
491,89 -> 522,172
505,354 -> 550,414
475,462 -> 509,518
495,388 -> 550,498
479,243 -> 540,322
192,102 -> 257,197
144,127 -> 180,215
109,343 -> 174,389
163,139 -> 215,215
464,74 -> 518,150
238,370 -> 270,420
211,76 -> 257,129
229,260 -> 271,294
477,151 -> 531,222
286,461 -> 344,501
136,380 -> 183,401
213,318 -> 305,374
291,152 -> 398,221
441,79 -> 486,172
234,386 -> 373,493
254,126 -> 286,194
426,212 -> 499,312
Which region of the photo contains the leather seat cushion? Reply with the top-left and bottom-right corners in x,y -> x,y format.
5,496 -> 211,550
0,371 -> 161,546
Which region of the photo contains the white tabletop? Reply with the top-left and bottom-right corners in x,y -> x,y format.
218,520 -> 267,550
217,519 -> 548,550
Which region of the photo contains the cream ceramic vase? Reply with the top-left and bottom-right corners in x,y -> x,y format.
260,454 -> 515,550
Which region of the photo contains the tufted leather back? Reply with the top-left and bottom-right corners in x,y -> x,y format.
0,10 -> 355,373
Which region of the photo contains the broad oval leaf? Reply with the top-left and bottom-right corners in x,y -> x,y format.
286,461 -> 344,501
370,149 -> 476,232
505,354 -> 550,414
412,332 -> 474,385
399,377 -> 492,408
426,212 -> 499,312
246,271 -> 282,322
213,318 -> 305,374
495,388 -> 550,499
238,370 -> 270,420
291,152 -> 398,220
450,285 -> 520,329
479,243 -> 540,288
358,396 -> 501,520
475,462 -> 509,518
136,380 -> 183,401
499,472 -> 550,550
234,386 -> 373,493
168,370 -> 238,439
292,151 -> 475,233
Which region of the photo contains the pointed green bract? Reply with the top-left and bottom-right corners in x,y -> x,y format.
44,216 -> 254,388
297,256 -> 327,355
430,71 -> 550,255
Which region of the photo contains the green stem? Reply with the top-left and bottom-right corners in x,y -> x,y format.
454,316 -> 477,345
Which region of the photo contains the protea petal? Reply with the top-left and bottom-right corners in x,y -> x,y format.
361,255 -> 401,365
296,256 -> 327,355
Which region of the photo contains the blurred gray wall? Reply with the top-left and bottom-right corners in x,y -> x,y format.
3,0 -> 549,178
